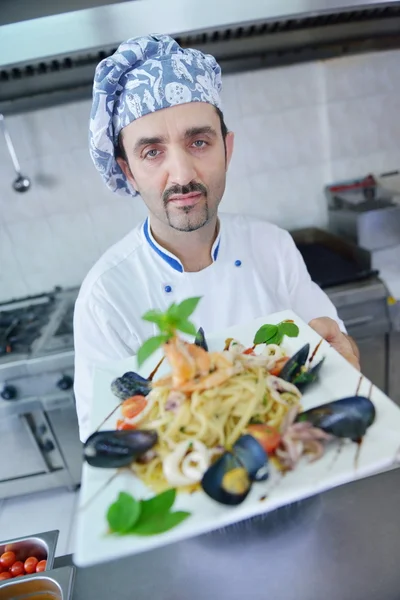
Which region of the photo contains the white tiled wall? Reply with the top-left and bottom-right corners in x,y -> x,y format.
1,49 -> 400,303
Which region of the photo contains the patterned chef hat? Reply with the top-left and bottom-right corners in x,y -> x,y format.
89,33 -> 223,196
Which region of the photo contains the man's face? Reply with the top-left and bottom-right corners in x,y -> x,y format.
117,103 -> 234,233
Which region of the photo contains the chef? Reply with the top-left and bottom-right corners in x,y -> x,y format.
74,33 -> 360,442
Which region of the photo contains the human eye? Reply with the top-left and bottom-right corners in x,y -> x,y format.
144,148 -> 161,159
191,139 -> 208,149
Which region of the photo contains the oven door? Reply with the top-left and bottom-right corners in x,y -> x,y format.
0,400 -> 65,483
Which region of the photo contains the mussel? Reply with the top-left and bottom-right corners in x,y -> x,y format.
279,343 -> 325,392
201,452 -> 251,506
232,434 -> 269,482
195,327 -> 208,352
296,395 -> 376,441
201,434 -> 269,505
111,371 -> 150,400
83,429 -> 158,468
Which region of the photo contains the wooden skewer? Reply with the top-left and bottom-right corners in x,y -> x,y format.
355,375 -> 363,396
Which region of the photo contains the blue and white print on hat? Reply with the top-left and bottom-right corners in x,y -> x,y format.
89,33 -> 223,197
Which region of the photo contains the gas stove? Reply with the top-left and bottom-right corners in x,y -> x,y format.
0,287 -> 78,406
0,287 -> 82,500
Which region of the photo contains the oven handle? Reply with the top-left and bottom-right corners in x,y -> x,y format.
344,315 -> 374,328
19,413 -> 51,473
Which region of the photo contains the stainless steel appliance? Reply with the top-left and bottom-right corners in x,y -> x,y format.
291,227 -> 400,405
0,287 -> 81,500
325,174 -> 400,251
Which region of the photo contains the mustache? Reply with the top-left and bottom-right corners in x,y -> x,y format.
163,182 -> 207,204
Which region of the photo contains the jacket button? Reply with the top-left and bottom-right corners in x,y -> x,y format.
234,260 -> 242,267
164,285 -> 172,293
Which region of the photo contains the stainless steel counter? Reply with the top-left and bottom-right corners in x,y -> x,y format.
57,467 -> 400,600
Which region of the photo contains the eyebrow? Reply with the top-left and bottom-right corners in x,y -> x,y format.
133,126 -> 217,154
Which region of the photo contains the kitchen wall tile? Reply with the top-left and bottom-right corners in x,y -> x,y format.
32,151 -> 91,216
0,224 -> 29,302
326,95 -> 385,161
222,174 -> 253,215
237,62 -> 322,118
5,218 -> 62,295
323,51 -> 395,103
221,73 -> 242,123
0,162 -> 47,223
47,211 -> 101,288
376,93 -> 400,154
242,105 -> 326,175
0,489 -> 78,556
249,164 -> 329,229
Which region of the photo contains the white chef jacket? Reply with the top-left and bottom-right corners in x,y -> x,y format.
74,213 -> 344,442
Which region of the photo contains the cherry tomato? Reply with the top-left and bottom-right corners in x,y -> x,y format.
247,424 -> 281,454
24,556 -> 39,574
121,395 -> 147,420
10,561 -> 24,577
243,347 -> 255,355
36,560 -> 47,573
116,419 -> 137,431
0,572 -> 12,580
269,356 -> 290,376
0,551 -> 16,569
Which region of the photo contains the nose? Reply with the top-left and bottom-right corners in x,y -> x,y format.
166,146 -> 197,187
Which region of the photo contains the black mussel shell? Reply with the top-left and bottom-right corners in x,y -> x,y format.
195,327 -> 208,352
83,429 -> 158,468
111,371 -> 150,400
201,452 -> 251,505
279,343 -> 310,382
296,395 -> 376,441
233,434 -> 269,482
293,357 -> 325,392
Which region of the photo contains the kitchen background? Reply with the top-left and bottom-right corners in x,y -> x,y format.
1,35 -> 400,557
1,48 -> 400,302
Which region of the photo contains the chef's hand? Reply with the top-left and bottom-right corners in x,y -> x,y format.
309,317 -> 360,370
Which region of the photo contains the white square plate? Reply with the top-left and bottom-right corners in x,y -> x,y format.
74,310 -> 400,567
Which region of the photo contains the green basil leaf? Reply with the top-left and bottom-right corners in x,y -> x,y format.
176,297 -> 202,319
142,310 -> 165,326
177,319 -> 197,336
253,324 -> 278,345
279,322 -> 299,338
131,511 -> 191,536
107,492 -> 141,534
137,335 -> 169,367
139,489 -> 176,521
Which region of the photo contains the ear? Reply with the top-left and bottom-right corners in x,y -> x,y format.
225,131 -> 234,170
116,157 -> 139,193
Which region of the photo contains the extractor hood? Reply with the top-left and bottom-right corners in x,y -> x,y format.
1,0 -> 400,114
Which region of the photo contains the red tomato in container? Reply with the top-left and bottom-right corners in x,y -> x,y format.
121,395 -> 146,419
0,551 -> 16,569
247,424 -> 281,454
10,561 -> 24,577
36,560 -> 47,573
0,572 -> 12,580
24,556 -> 39,574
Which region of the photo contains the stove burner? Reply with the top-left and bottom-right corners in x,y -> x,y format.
0,302 -> 53,357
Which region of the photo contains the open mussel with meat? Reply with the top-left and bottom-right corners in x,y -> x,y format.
111,371 -> 151,400
83,429 -> 158,468
296,395 -> 376,442
201,434 -> 269,505
278,343 -> 325,392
